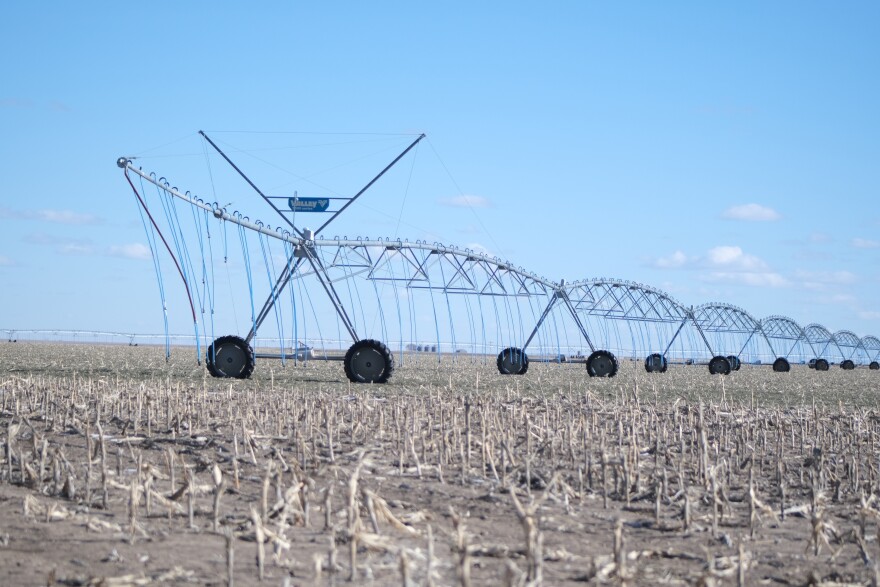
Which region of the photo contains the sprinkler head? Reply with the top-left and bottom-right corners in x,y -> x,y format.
117,157 -> 128,168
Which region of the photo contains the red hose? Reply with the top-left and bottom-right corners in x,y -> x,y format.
124,169 -> 198,325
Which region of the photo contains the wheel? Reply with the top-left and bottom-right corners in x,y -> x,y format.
344,339 -> 394,383
870,361 -> 879,370
726,355 -> 741,371
587,350 -> 618,377
644,353 -> 668,373
772,357 -> 791,372
708,356 -> 731,375
497,347 -> 529,375
205,335 -> 255,379
814,358 -> 829,371
841,359 -> 855,370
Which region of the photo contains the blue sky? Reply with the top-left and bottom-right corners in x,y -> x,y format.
1,1 -> 878,339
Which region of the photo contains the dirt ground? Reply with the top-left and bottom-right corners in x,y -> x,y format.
1,342 -> 880,586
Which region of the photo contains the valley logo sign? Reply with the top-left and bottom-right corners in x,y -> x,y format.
288,197 -> 330,212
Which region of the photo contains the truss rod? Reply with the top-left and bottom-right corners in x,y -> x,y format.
666,310 -> 715,357
761,326 -> 781,357
782,337 -> 801,359
736,329 -> 757,357
316,134 -> 425,234
245,256 -> 305,343
521,292 -> 560,352
559,289 -> 596,353
301,250 -> 359,343
693,316 -> 716,357
199,131 -> 305,239
662,316 -> 691,357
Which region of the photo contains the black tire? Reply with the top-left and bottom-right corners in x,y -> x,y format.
814,358 -> 829,371
644,353 -> 668,373
344,339 -> 394,383
587,350 -> 618,377
772,357 -> 791,372
205,335 -> 255,379
841,359 -> 855,370
497,347 -> 529,375
869,361 -> 879,370
708,355 -> 731,375
726,355 -> 741,371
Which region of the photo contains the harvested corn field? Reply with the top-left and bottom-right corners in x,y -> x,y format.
1,342 -> 880,585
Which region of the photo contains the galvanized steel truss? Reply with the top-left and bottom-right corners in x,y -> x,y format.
118,133 -> 880,375
759,315 -> 808,359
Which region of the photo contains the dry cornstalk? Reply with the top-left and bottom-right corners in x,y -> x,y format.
399,548 -> 411,587
224,527 -> 235,587
450,507 -> 471,587
426,524 -> 436,587
96,421 -> 109,509
250,507 -> 265,581
212,463 -> 225,532
324,485 -> 334,531
509,483 -> 549,585
613,518 -> 626,583
128,477 -> 139,544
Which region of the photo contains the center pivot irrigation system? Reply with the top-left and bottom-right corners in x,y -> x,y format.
117,132 -> 880,383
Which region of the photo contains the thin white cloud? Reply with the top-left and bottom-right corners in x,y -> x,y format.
852,238 -> 880,249
705,245 -> 769,272
702,246 -> 787,286
24,233 -> 93,250
1,207 -> 101,225
59,243 -> 97,255
0,255 -> 13,266
439,195 -> 491,208
652,250 -> 689,269
108,243 -> 151,260
722,203 -> 781,222
809,232 -> 831,243
703,272 -> 788,288
859,310 -> 880,320
24,232 -> 149,259
792,269 -> 858,288
814,293 -> 858,305
35,209 -> 101,225
651,245 -> 787,287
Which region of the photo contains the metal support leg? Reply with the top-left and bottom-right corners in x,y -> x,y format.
521,293 -> 559,352
689,311 -> 716,357
245,255 -> 304,343
559,292 -> 597,353
303,252 -> 360,343
737,329 -> 757,357
754,328 -> 777,361
662,316 -> 690,357
782,338 -> 800,359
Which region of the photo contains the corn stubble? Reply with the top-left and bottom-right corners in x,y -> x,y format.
0,342 -> 879,585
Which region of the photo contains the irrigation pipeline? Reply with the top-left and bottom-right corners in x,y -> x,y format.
117,156 -> 880,371
120,159 -> 560,293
